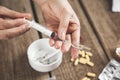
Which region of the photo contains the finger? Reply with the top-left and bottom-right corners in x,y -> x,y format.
0,19 -> 27,30
61,34 -> 71,53
0,24 -> 30,40
58,13 -> 71,40
54,40 -> 62,49
71,24 -> 80,59
0,6 -> 31,19
49,38 -> 55,46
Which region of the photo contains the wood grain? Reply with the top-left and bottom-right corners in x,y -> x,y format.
80,0 -> 120,60
0,0 -> 49,80
32,1 -> 48,38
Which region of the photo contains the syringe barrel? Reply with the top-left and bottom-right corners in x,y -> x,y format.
27,20 -> 63,41
27,20 -> 52,37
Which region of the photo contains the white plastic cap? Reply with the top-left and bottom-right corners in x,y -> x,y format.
116,48 -> 120,57
112,0 -> 120,12
27,38 -> 62,72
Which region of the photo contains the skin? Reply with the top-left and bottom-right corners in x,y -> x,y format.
34,0 -> 81,59
0,6 -> 31,40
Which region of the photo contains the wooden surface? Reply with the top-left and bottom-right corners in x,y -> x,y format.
0,0 -> 120,80
80,0 -> 120,59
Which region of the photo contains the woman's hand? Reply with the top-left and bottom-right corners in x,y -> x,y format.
34,0 -> 80,59
0,6 -> 31,40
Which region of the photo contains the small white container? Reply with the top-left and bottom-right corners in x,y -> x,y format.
27,38 -> 62,72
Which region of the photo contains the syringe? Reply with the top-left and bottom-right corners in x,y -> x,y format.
26,20 -> 91,50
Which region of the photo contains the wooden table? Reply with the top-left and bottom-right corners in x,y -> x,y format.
0,0 -> 120,80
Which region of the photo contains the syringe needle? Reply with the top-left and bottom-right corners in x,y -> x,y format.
62,40 -> 91,50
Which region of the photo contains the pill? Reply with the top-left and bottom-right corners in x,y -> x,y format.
79,50 -> 82,55
86,61 -> 94,67
81,50 -> 85,57
87,78 -> 91,80
71,58 -> 74,62
87,72 -> 96,77
86,52 -> 93,57
82,77 -> 88,80
85,55 -> 90,61
78,58 -> 87,64
74,58 -> 79,66
82,77 -> 91,80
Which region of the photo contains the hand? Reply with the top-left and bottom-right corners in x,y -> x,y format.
0,6 -> 31,40
34,0 -> 80,59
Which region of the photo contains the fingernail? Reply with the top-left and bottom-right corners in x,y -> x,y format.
24,13 -> 32,19
50,40 -> 55,46
24,23 -> 31,29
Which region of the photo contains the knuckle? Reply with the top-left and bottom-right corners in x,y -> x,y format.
73,22 -> 80,29
64,9 -> 71,14
6,20 -> 11,25
4,20 -> 12,28
0,19 -> 9,29
76,23 -> 80,29
76,20 -> 80,27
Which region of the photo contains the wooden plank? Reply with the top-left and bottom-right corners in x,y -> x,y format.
33,0 -> 108,80
0,0 -> 49,80
33,2 -> 49,38
80,0 -> 120,59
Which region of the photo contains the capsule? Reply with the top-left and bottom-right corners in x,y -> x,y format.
82,77 -> 88,80
79,50 -> 83,55
86,52 -> 93,57
74,58 -> 79,66
85,55 -> 90,61
86,61 -> 94,67
81,50 -> 85,57
82,77 -> 91,80
78,58 -> 87,64
87,72 -> 96,77
70,58 -> 74,62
